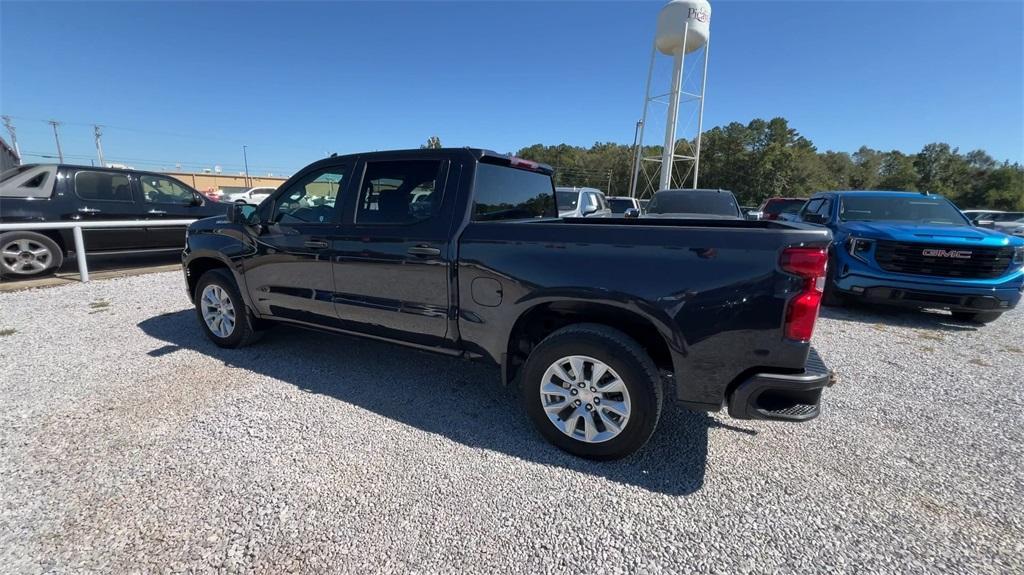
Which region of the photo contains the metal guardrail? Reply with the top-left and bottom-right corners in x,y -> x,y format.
0,220 -> 197,282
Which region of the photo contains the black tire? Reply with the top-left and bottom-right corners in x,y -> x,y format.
194,269 -> 261,348
520,323 -> 663,460
821,254 -> 845,307
951,311 -> 1002,324
0,231 -> 63,279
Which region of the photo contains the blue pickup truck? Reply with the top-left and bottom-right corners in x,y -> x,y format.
797,190 -> 1024,323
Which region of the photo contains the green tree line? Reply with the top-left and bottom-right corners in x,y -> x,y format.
516,117 -> 1023,210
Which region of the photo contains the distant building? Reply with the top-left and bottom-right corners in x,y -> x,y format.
161,171 -> 289,196
0,136 -> 19,172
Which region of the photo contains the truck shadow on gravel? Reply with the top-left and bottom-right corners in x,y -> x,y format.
139,310 -> 718,496
819,304 -> 981,332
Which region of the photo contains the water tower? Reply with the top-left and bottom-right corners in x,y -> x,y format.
630,0 -> 712,198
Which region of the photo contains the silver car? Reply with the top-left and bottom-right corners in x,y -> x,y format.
555,187 -> 612,218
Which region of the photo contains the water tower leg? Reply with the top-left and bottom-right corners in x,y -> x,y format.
660,47 -> 685,191
630,39 -> 658,199
692,38 -> 711,189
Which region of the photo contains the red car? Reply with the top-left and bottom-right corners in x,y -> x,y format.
757,197 -> 807,221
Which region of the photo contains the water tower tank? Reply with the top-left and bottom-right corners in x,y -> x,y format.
656,0 -> 711,55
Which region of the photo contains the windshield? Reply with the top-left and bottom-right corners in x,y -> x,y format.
607,198 -> 635,214
556,191 -> 579,211
840,195 -> 969,224
991,212 -> 1024,222
763,199 -> 806,214
647,191 -> 740,217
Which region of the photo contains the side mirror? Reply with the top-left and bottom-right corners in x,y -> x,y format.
624,208 -> 641,219
227,202 -> 259,226
975,219 -> 994,228
191,193 -> 203,206
803,213 -> 826,224
582,205 -> 598,216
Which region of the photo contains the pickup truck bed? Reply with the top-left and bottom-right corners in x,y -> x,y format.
182,148 -> 834,459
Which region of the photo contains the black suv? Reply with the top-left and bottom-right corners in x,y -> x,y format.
0,164 -> 228,277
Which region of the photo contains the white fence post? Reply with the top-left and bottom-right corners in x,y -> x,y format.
0,219 -> 199,283
72,226 -> 89,282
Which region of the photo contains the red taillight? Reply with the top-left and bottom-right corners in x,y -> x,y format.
780,247 -> 828,341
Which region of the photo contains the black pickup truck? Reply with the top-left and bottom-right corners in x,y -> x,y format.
182,148 -> 834,459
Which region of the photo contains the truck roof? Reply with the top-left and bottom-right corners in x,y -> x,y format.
312,148 -> 555,175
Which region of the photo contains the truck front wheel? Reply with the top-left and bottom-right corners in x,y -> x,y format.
520,323 -> 663,460
194,269 -> 262,348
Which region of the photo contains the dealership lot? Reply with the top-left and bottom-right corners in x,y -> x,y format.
1,272 -> 1021,573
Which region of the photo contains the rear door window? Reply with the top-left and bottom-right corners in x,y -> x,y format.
74,171 -> 133,202
355,160 -> 445,225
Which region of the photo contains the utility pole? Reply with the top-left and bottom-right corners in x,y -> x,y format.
93,125 -> 106,167
242,145 -> 251,187
48,120 -> 64,163
1,115 -> 21,161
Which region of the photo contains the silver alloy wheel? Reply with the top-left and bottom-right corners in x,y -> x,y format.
540,355 -> 631,443
200,284 -> 236,338
0,239 -> 54,276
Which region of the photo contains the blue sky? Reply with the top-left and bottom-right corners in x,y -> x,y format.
2,1 -> 1021,176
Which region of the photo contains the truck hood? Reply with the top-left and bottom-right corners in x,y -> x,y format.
841,221 -> 1022,246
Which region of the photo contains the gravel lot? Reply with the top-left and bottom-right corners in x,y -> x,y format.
1,272 -> 1022,574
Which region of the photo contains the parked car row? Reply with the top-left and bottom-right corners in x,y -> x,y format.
0,164 -> 230,277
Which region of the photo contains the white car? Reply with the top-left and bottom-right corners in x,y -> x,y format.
555,187 -> 612,218
225,186 -> 276,205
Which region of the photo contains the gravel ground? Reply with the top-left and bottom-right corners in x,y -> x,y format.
1,272 -> 1022,574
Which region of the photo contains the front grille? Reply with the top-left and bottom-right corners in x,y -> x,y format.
873,240 -> 1013,279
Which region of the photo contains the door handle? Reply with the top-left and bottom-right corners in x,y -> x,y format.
408,245 -> 441,257
147,209 -> 167,215
304,239 -> 329,249
77,207 -> 102,213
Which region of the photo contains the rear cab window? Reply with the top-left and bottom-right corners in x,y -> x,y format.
473,162 -> 556,222
0,165 -> 58,199
763,199 -> 806,215
647,191 -> 740,217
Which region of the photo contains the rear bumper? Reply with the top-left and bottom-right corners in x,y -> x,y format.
727,348 -> 834,422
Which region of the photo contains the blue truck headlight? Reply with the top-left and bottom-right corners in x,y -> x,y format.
1014,246 -> 1024,265
847,237 -> 873,261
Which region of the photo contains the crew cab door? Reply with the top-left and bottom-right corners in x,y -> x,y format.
242,162 -> 352,325
63,168 -> 148,251
331,156 -> 455,346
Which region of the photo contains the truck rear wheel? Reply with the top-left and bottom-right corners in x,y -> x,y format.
520,323 -> 663,460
